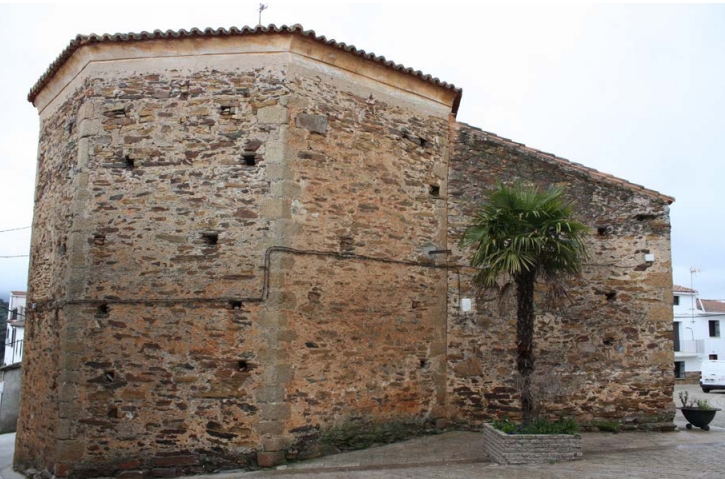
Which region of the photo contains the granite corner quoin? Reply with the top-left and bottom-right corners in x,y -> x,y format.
17,24 -> 675,477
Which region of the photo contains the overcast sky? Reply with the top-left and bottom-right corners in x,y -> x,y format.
0,2 -> 723,301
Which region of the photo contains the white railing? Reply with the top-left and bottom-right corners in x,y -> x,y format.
4,340 -> 23,365
675,339 -> 705,354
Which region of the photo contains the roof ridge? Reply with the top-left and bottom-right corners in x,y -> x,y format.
457,122 -> 674,205
28,23 -> 462,107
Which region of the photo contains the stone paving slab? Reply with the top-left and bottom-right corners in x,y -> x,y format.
283,431 -> 487,469
239,423 -> 725,479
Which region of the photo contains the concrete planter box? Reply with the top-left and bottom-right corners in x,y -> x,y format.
483,423 -> 582,465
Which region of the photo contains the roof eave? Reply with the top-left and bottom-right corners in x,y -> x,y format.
28,24 -> 462,114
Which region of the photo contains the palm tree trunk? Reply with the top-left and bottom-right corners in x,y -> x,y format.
515,270 -> 536,425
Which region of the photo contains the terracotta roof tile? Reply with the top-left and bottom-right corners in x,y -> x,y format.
673,285 -> 697,293
700,300 -> 725,313
28,24 -> 462,108
459,124 -> 675,205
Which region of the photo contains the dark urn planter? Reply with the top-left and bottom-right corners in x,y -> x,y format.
678,407 -> 721,431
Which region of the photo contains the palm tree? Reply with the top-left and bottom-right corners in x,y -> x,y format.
460,182 -> 589,425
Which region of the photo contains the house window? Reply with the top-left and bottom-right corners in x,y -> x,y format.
709,354 -> 719,360
673,295 -> 680,306
673,321 -> 681,352
709,320 -> 720,338
674,361 -> 686,379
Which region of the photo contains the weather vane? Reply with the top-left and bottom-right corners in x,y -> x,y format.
258,4 -> 269,26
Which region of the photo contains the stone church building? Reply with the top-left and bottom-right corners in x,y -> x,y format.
17,25 -> 675,477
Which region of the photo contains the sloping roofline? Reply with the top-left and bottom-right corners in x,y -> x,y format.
28,23 -> 462,113
458,123 -> 675,205
700,300 -> 725,314
673,285 -> 697,293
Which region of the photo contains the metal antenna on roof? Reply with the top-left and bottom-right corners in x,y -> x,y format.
690,267 -> 700,324
258,4 -> 269,26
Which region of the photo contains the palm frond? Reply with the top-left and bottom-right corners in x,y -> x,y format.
460,181 -> 589,288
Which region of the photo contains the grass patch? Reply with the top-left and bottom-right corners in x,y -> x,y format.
591,420 -> 621,433
320,421 -> 427,451
492,416 -> 579,435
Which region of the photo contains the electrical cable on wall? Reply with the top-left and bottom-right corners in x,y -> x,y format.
33,245 -> 459,312
0,306 -> 26,319
26,246 -> 661,313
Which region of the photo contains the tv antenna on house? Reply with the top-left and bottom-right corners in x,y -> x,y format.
690,267 -> 700,324
258,3 -> 269,26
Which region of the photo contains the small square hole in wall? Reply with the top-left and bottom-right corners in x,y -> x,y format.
108,107 -> 126,118
429,185 -> 440,197
605,291 -> 617,302
97,304 -> 110,316
229,300 -> 242,310
339,235 -> 354,253
220,105 -> 235,116
242,154 -> 256,166
238,360 -> 250,372
124,155 -> 135,170
597,226 -> 612,236
105,371 -> 115,383
201,232 -> 219,246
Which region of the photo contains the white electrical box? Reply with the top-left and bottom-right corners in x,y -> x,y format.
461,298 -> 472,312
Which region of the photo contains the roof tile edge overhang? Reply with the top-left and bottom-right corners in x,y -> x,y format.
28,23 -> 463,115
673,285 -> 697,293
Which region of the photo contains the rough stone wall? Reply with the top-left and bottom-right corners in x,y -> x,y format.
255,66 -> 450,460
19,49 -> 452,476
69,303 -> 264,474
18,62 -> 292,476
446,123 -> 674,429
82,68 -> 285,300
15,88 -> 83,471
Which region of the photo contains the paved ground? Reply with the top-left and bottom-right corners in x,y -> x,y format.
236,384 -> 725,479
0,433 -> 20,479
2,385 -> 725,479
233,425 -> 725,479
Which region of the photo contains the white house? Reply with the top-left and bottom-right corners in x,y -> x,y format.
0,291 -> 26,433
673,285 -> 725,381
3,291 -> 26,366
